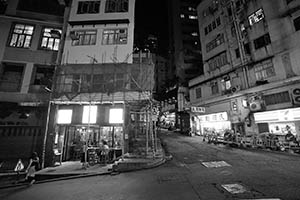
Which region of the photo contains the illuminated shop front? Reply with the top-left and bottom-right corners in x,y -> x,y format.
197,112 -> 231,136
53,105 -> 125,162
254,107 -> 300,138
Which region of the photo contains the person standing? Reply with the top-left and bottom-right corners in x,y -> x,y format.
25,152 -> 40,185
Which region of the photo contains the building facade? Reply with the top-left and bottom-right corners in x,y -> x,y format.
160,0 -> 203,133
0,0 -> 64,162
189,0 -> 300,140
44,0 -> 156,167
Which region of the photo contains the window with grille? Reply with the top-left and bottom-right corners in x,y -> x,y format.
254,59 -> 275,80
72,30 -> 97,46
264,91 -> 291,106
9,24 -> 34,48
206,33 -> 224,52
248,8 -> 264,26
102,29 -> 127,45
33,65 -> 54,88
253,33 -> 271,49
0,63 -> 24,92
105,0 -> 128,13
195,87 -> 202,99
77,1 -> 100,14
40,28 -> 61,51
207,51 -> 227,71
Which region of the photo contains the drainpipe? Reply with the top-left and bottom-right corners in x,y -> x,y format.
230,0 -> 250,89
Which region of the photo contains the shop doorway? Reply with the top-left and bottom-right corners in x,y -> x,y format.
54,125 -> 123,162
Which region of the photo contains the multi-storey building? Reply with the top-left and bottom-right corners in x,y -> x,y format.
0,0 -> 64,162
189,0 -> 300,139
160,0 -> 203,133
44,0 -> 156,166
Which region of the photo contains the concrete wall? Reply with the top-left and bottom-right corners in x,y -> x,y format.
62,0 -> 135,64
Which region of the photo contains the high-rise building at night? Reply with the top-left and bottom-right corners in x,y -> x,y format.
189,0 -> 300,139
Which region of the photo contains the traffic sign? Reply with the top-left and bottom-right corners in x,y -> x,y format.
14,159 -> 24,172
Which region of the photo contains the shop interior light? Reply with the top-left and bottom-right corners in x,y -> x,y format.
57,109 -> 72,124
109,108 -> 123,124
82,105 -> 97,124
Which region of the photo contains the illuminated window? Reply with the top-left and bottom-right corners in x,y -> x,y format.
102,29 -> 127,45
254,59 -> 275,80
180,14 -> 185,18
72,30 -> 97,46
57,110 -> 72,124
248,8 -> 264,26
82,105 -> 97,124
191,32 -> 198,36
109,108 -> 123,124
189,15 -> 197,19
40,28 -> 61,51
9,23 -> 34,48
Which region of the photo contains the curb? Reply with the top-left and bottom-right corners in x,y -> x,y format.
0,171 -> 112,190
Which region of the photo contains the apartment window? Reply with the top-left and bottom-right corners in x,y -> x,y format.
105,0 -> 128,13
211,81 -> 219,95
189,15 -> 197,19
40,28 -> 61,51
254,33 -> 271,49
264,91 -> 291,106
294,16 -> 300,31
221,76 -> 231,92
207,51 -> 227,71
254,59 -> 275,80
244,43 -> 251,54
235,48 -> 240,58
72,30 -> 97,46
204,17 -> 221,35
33,65 -> 54,88
9,24 -> 34,48
195,87 -> 202,99
0,63 -> 24,92
77,1 -> 100,14
248,8 -> 264,26
206,34 -> 224,52
102,29 -> 127,45
92,74 -> 105,92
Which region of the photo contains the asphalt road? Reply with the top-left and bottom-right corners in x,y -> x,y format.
1,129 -> 300,200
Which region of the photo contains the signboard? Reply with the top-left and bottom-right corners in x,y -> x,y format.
198,112 -> 228,122
191,107 -> 205,113
254,107 -> 300,123
14,159 -> 24,172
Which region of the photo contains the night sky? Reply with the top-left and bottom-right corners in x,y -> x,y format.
134,0 -> 169,56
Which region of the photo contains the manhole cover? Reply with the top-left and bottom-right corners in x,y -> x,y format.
202,161 -> 231,168
222,183 -> 248,194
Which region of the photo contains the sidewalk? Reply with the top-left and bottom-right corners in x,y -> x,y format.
0,139 -> 166,189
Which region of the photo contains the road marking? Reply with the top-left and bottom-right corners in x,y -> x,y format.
202,161 -> 231,168
240,199 -> 281,200
221,183 -> 247,194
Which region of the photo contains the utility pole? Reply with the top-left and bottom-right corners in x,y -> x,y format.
41,2 -> 71,169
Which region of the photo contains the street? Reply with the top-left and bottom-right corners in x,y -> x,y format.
1,129 -> 300,200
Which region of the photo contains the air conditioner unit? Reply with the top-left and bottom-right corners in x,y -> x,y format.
231,85 -> 240,93
69,31 -> 79,40
249,101 -> 261,111
291,88 -> 300,105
